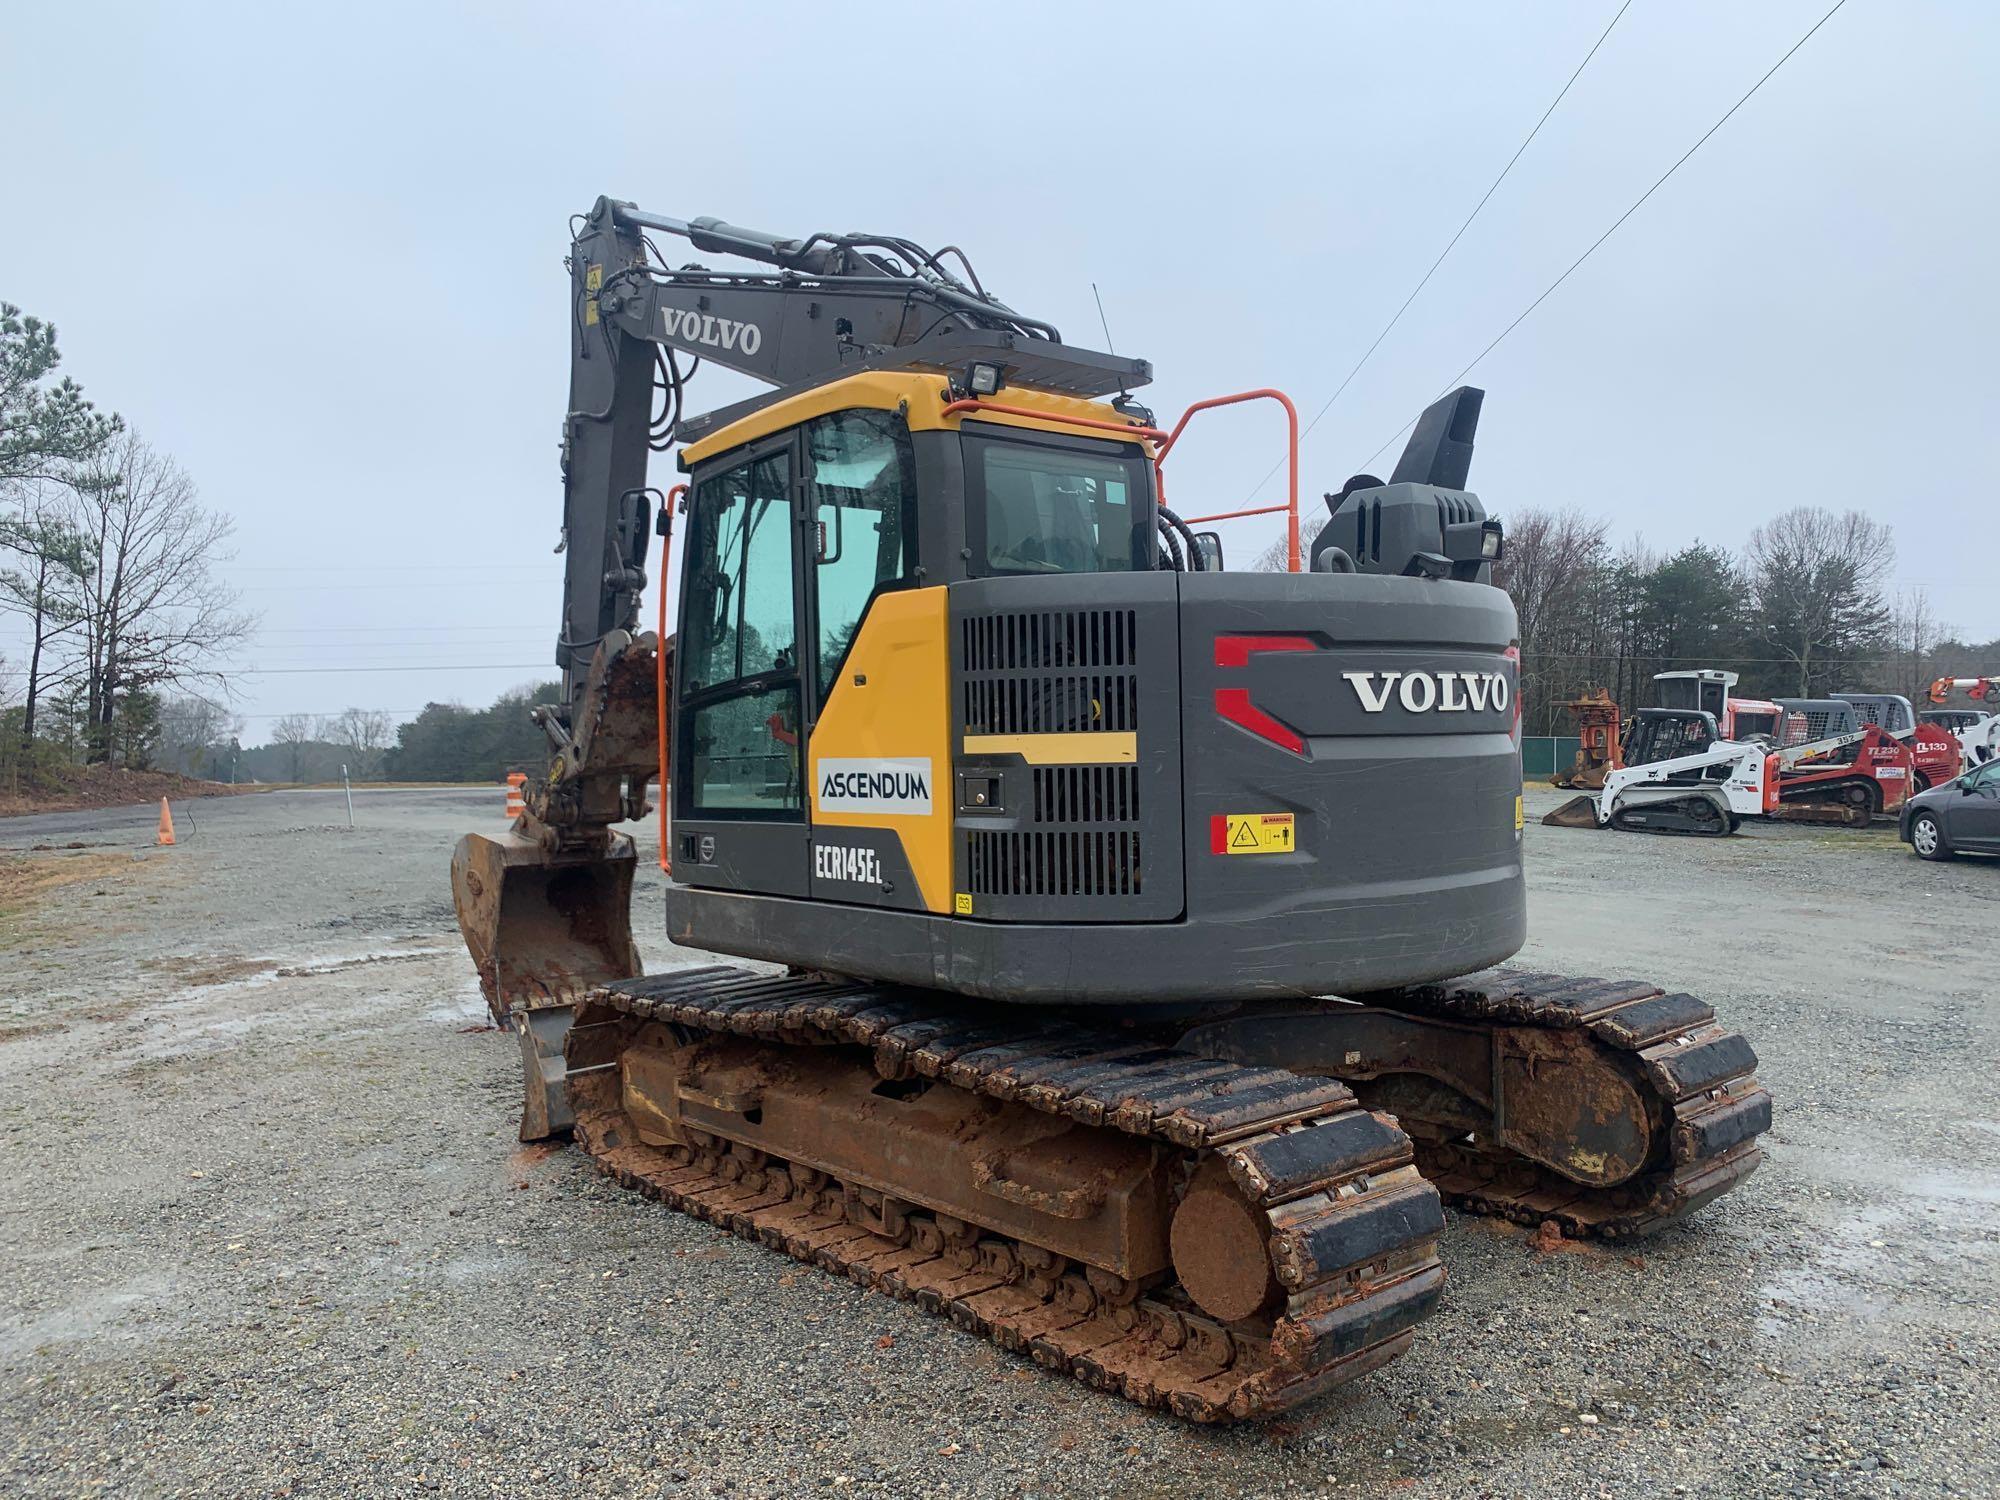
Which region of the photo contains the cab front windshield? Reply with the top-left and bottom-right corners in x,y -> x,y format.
971,436 -> 1149,577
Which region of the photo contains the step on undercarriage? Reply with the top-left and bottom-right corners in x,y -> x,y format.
546,965 -> 1769,1422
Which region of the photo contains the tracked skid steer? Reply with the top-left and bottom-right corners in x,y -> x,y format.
451,197 -> 1772,1422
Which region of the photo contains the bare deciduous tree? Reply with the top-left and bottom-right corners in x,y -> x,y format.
1744,507 -> 1894,697
269,712 -> 323,783
1490,508 -> 1619,729
1491,509 -> 1612,658
66,433 -> 255,764
1885,588 -> 1953,705
157,694 -> 243,777
331,707 -> 393,777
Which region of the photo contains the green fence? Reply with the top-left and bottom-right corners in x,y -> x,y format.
1520,736 -> 1582,779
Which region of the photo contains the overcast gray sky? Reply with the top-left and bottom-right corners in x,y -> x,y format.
3,1 -> 1994,740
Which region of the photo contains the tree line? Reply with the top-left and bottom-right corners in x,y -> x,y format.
1493,504 -> 1995,737
375,684 -> 561,782
0,302 -> 251,786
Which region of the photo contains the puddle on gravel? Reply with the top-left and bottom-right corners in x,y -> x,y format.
0,1273 -> 182,1359
273,947 -> 450,978
108,947 -> 461,1064
139,954 -> 277,988
135,945 -> 452,998
1756,1161 -> 2000,1338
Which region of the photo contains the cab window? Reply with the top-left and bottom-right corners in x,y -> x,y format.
966,432 -> 1150,578
807,410 -> 916,699
682,452 -> 795,693
680,449 -> 801,816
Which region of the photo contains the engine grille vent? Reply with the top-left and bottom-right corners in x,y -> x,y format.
962,608 -> 1136,672
959,606 -> 1149,907
966,830 -> 1141,898
1032,764 -> 1139,824
960,608 -> 1140,736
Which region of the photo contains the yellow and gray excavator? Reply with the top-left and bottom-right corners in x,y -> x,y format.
451,197 -> 1770,1422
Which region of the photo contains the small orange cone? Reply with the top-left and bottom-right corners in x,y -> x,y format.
156,798 -> 176,846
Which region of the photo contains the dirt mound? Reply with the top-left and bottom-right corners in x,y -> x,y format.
0,765 -> 264,819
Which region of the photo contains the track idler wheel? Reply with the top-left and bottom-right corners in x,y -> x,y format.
1170,1159 -> 1282,1324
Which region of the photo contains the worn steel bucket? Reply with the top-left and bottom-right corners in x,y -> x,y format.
451,830 -> 640,1024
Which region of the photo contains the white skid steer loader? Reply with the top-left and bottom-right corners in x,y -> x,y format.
1545,739 -> 1772,836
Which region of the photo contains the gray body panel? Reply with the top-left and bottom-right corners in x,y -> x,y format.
665,569 -> 1525,1006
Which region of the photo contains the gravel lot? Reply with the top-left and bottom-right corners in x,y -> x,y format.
1,785 -> 1995,1498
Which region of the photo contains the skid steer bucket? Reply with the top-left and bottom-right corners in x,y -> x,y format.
451,830 -> 641,1024
1542,793 -> 1603,829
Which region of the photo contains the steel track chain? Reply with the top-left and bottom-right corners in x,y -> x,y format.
568,967 -> 1448,1422
1363,971 -> 1771,1238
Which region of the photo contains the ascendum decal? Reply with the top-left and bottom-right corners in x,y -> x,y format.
815,757 -> 934,816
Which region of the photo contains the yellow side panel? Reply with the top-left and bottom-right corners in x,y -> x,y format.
961,732 -> 1137,765
808,587 -> 952,913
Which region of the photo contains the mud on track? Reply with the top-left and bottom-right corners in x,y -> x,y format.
0,786 -> 1994,1497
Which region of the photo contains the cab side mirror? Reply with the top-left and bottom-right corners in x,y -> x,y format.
1192,531 -> 1224,571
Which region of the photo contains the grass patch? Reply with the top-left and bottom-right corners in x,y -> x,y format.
0,850 -> 165,946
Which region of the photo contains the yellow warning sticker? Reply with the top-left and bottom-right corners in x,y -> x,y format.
1220,812 -> 1296,855
1515,794 -> 1525,832
585,264 -> 603,292
954,892 -> 973,915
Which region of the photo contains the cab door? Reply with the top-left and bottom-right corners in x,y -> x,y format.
798,409 -> 931,909
673,434 -> 811,896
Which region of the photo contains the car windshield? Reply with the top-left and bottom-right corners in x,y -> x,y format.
972,438 -> 1145,576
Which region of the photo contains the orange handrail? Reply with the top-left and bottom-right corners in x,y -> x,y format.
1153,389 -> 1301,572
656,482 -> 688,873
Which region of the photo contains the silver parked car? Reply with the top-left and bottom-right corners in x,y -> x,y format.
1901,759 -> 2000,860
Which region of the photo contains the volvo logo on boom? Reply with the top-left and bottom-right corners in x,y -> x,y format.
1342,670 -> 1510,714
660,306 -> 764,356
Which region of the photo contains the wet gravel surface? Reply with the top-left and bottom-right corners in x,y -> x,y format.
1,785 -> 1995,1497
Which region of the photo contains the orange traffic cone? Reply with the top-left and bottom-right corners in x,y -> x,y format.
156,798 -> 176,847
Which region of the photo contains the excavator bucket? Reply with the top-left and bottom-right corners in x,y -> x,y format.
1542,794 -> 1603,829
451,830 -> 641,1025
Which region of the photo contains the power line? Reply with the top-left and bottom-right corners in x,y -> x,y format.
234,662 -> 552,676
246,624 -> 550,635
234,581 -> 553,593
1520,652 -> 1929,666
1358,0 -> 1851,474
1244,0 -> 1633,503
226,563 -> 551,573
